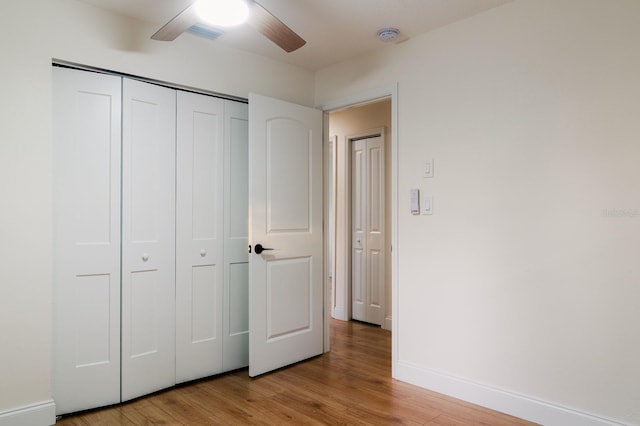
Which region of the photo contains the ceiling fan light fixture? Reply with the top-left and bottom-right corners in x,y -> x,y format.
195,0 -> 250,28
377,27 -> 400,43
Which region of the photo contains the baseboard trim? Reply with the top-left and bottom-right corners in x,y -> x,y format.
332,306 -> 347,321
395,361 -> 629,426
0,400 -> 56,426
383,316 -> 392,331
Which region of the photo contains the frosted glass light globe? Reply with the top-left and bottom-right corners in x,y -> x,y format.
195,0 -> 250,27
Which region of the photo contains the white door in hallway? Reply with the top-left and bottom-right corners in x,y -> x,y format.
352,135 -> 385,326
121,78 -> 176,401
248,93 -> 323,377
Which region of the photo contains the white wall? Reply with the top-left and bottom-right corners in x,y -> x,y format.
329,100 -> 392,327
3,0 -> 639,423
0,0 -> 314,421
317,0 -> 640,424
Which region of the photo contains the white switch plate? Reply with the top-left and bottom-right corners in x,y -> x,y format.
410,188 -> 420,215
423,159 -> 434,178
422,195 -> 433,215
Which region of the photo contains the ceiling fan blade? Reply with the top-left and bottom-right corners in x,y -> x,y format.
151,4 -> 199,41
247,1 -> 306,53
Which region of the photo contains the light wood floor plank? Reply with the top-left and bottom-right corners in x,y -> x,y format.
57,319 -> 538,425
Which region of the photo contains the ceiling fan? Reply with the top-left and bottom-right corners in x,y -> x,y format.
151,0 -> 306,53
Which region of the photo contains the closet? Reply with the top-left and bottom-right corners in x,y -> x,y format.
53,66 -> 249,415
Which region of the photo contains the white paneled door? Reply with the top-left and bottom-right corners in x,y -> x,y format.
175,91 -> 225,383
53,67 -> 122,415
352,135 -> 385,326
121,78 -> 177,401
248,93 -> 324,377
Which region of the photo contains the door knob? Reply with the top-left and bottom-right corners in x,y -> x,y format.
254,243 -> 274,255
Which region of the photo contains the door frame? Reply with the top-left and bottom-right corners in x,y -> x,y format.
319,84 -> 399,376
328,127 -> 386,326
326,135 -> 338,323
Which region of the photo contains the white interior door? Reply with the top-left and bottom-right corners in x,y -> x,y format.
223,100 -> 250,371
175,91 -> 224,383
248,93 -> 323,377
53,67 -> 122,415
121,78 -> 176,401
352,135 -> 385,325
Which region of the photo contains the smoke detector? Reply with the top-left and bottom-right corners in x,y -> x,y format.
377,28 -> 400,43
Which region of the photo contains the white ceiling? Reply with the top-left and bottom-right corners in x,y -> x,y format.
78,0 -> 513,71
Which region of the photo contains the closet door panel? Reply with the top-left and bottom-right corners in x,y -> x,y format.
223,100 -> 250,371
121,78 -> 176,401
176,91 -> 225,382
53,67 -> 122,415
351,139 -> 367,321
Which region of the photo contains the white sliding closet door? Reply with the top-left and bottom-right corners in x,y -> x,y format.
53,67 -> 122,415
176,91 -> 225,382
223,100 -> 250,371
121,78 -> 176,401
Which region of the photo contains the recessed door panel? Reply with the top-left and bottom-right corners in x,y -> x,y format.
129,270 -> 160,357
129,99 -> 165,243
266,119 -> 311,233
229,114 -> 249,240
267,257 -> 312,339
353,145 -> 365,234
369,250 -> 382,308
72,92 -> 114,244
74,274 -> 112,367
229,262 -> 249,336
191,265 -> 218,343
369,145 -> 383,232
192,111 -> 220,240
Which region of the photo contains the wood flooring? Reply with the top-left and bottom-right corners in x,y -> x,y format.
57,319 -> 537,425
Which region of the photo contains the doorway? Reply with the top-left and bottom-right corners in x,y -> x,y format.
327,98 -> 392,330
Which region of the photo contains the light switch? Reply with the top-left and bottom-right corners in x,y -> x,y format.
423,159 -> 434,178
410,188 -> 420,215
422,195 -> 433,215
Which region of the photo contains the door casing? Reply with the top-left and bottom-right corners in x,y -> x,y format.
319,84 -> 399,372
